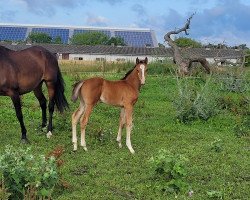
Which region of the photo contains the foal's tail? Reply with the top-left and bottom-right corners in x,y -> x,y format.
54,70 -> 69,113
71,81 -> 84,102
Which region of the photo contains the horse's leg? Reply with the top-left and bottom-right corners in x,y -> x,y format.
80,104 -> 94,151
45,82 -> 55,138
72,101 -> 85,151
125,105 -> 135,154
116,108 -> 125,148
34,84 -> 47,129
10,93 -> 28,142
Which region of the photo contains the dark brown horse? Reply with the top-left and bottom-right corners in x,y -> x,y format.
0,45 -> 68,142
71,57 -> 148,154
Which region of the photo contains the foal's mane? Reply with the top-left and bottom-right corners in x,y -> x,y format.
121,60 -> 145,80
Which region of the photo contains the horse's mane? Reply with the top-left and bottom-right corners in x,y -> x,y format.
121,60 -> 146,80
0,46 -> 11,56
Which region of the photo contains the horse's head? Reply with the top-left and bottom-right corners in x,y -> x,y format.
135,57 -> 148,85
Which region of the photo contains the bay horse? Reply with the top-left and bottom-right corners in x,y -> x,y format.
71,57 -> 148,154
0,45 -> 68,142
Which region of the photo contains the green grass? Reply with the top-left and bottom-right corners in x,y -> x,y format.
0,68 -> 249,199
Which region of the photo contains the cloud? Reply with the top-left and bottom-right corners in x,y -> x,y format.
132,0 -> 250,46
86,13 -> 109,27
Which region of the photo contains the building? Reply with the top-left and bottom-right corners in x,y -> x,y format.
0,43 -> 244,65
0,23 -> 158,47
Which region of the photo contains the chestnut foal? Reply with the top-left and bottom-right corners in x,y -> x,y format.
71,57 -> 148,154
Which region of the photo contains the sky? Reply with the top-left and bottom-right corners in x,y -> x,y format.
0,0 -> 250,47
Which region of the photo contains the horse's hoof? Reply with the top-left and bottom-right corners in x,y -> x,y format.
21,138 -> 30,144
47,131 -> 52,139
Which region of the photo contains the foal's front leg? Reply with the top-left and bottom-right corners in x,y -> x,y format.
117,108 -> 125,148
125,106 -> 135,154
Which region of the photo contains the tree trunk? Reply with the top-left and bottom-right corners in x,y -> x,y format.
164,14 -> 210,75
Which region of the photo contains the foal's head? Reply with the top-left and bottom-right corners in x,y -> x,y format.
135,57 -> 148,85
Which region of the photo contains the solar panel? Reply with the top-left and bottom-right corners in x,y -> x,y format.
31,28 -> 69,44
115,31 -> 154,47
0,27 -> 27,41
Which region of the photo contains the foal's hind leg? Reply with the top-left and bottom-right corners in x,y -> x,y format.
10,93 -> 28,142
72,101 -> 85,151
117,108 -> 125,148
80,104 -> 94,151
34,84 -> 47,129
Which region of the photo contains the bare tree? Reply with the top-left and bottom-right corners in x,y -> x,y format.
164,14 -> 210,75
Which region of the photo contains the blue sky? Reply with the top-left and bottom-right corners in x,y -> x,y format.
0,0 -> 250,47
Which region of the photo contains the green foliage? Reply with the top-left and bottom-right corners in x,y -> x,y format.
245,49 -> 250,67
28,32 -> 52,43
105,36 -> 126,46
210,138 -> 223,153
174,37 -> 202,48
0,180 -> 11,200
234,115 -> 250,137
173,76 -> 219,123
53,36 -> 63,44
149,149 -> 189,194
147,58 -> 176,75
70,31 -> 109,45
0,146 -> 59,199
207,190 -> 223,199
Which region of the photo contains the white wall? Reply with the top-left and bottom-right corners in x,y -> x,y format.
68,53 -> 168,63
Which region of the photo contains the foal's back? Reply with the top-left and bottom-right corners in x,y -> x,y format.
77,77 -> 138,107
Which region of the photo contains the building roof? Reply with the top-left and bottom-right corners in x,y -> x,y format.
0,43 -> 244,59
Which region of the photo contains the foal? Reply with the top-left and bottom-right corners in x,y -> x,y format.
71,57 -> 148,154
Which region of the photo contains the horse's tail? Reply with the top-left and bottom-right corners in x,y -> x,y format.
71,81 -> 84,103
54,69 -> 69,113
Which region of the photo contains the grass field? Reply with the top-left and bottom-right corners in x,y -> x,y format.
0,63 -> 249,199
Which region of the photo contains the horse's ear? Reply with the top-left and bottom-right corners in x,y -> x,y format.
145,57 -> 148,64
136,57 -> 139,64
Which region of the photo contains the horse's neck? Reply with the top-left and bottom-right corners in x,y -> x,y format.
125,69 -> 141,91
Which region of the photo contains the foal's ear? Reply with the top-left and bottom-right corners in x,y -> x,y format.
136,57 -> 139,64
145,57 -> 148,64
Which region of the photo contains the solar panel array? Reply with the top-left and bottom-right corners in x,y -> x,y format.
0,24 -> 158,47
0,27 -> 27,41
32,28 -> 69,44
115,31 -> 154,47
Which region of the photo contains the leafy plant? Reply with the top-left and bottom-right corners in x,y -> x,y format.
0,146 -> 59,200
218,69 -> 249,93
149,149 -> 189,194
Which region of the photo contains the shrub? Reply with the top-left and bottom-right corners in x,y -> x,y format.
173,76 -> 219,123
149,149 -> 189,194
0,146 -> 59,199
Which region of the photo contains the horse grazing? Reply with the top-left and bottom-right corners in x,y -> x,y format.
0,45 -> 68,142
71,57 -> 148,154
